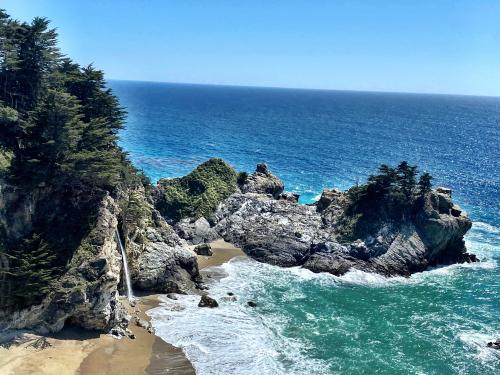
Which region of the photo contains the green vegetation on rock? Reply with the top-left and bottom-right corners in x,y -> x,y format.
337,161 -> 433,241
155,158 -> 238,221
0,147 -> 12,174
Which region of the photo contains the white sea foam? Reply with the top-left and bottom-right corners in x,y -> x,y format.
458,331 -> 500,367
148,258 -> 331,375
472,221 -> 500,235
148,234 -> 498,375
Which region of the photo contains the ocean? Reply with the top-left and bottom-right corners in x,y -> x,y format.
110,80 -> 499,375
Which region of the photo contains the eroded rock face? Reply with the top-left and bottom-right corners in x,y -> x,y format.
208,187 -> 474,277
121,188 -> 200,294
316,189 -> 350,226
239,163 -> 284,198
210,193 -> 333,267
1,195 -> 126,334
414,190 -> 473,265
174,217 -> 219,245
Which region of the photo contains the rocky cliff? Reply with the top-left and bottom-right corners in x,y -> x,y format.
0,181 -> 200,334
120,187 -> 199,293
0,194 -> 125,333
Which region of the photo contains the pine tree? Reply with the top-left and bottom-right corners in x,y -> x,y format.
418,172 -> 433,196
9,234 -> 58,307
12,89 -> 85,184
397,161 -> 418,201
0,9 -> 141,310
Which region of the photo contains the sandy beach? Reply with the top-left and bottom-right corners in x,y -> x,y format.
196,239 -> 246,270
0,240 -> 245,375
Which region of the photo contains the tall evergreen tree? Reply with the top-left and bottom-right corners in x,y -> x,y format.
0,9 -> 141,310
418,172 -> 433,196
12,89 -> 85,184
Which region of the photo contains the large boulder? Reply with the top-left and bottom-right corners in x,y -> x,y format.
194,243 -> 213,256
174,217 -> 219,245
239,164 -> 284,199
210,193 -> 332,267
198,295 -> 218,308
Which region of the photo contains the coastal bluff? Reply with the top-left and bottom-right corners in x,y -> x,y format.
0,159 -> 475,335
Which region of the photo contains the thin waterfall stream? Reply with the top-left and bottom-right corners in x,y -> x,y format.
115,228 -> 134,301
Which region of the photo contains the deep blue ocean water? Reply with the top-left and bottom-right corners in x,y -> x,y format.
110,81 -> 499,375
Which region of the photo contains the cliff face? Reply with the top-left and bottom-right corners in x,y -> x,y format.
0,182 -> 200,334
0,194 -> 125,333
120,187 -> 199,293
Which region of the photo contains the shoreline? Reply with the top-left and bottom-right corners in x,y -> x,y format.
0,239 -> 245,375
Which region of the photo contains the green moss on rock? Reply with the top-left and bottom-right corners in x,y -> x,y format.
155,158 -> 238,221
0,147 -> 13,174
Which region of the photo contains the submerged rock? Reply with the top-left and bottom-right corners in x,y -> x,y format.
198,295 -> 219,308
487,339 -> 500,350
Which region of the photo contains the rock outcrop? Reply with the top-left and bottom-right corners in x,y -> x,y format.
203,167 -> 474,277
239,163 -> 284,198
120,188 -> 200,293
210,193 -> 332,266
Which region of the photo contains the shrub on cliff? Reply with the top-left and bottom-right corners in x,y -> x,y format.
155,158 -> 238,221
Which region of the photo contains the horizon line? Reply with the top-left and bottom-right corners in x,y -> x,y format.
107,78 -> 500,99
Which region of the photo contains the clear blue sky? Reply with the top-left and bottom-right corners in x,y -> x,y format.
3,0 -> 500,96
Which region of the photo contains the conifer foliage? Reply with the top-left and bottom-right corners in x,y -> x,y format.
0,10 -> 138,310
340,161 -> 434,241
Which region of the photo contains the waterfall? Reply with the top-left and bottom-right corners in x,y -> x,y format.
115,228 -> 134,301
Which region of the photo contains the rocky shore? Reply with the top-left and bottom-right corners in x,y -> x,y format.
0,159 -> 481,373
0,240 -> 244,375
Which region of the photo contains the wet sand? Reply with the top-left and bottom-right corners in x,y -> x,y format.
0,296 -> 195,375
78,295 -> 195,375
0,240 -> 245,375
196,239 -> 246,270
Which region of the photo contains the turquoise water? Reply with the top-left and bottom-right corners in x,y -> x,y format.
111,81 -> 499,374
